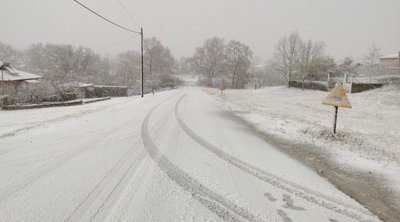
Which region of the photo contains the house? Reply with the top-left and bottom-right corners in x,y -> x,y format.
0,62 -> 42,95
379,52 -> 400,71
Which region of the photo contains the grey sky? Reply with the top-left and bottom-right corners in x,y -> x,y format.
1,0 -> 399,62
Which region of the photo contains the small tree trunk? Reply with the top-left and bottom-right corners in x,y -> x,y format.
231,62 -> 239,89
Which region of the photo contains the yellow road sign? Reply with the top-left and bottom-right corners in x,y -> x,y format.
322,82 -> 352,108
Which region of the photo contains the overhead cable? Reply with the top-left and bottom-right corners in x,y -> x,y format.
72,0 -> 141,34
117,0 -> 141,28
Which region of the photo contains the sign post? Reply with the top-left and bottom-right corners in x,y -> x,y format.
333,106 -> 338,134
322,81 -> 352,134
219,83 -> 225,95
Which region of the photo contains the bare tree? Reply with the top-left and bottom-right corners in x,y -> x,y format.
26,44 -> 97,82
25,44 -> 99,100
269,31 -> 301,87
364,44 -> 381,82
144,38 -> 175,75
88,56 -> 112,85
0,42 -> 22,65
192,37 -> 226,86
338,57 -> 361,83
25,43 -> 48,75
225,40 -> 252,88
144,37 -> 177,91
297,40 -> 325,90
177,57 -> 196,75
115,50 -> 141,88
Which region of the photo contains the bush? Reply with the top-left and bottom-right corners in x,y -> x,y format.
147,74 -> 182,91
94,85 -> 128,97
3,81 -> 79,105
158,74 -> 182,88
4,81 -> 53,105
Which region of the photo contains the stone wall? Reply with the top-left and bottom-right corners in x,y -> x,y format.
350,83 -> 384,93
290,80 -> 386,93
2,100 -> 83,110
94,85 -> 128,97
289,81 -> 329,91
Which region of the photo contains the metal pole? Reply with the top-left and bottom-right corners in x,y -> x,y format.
141,27 -> 144,98
333,106 -> 338,134
1,69 -> 4,96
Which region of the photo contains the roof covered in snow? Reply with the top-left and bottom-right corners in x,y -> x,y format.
62,82 -> 94,88
378,54 -> 400,59
0,62 -> 42,82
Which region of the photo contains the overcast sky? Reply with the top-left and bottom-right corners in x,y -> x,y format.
1,0 -> 399,63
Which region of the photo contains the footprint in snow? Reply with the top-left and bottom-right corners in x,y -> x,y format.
277,209 -> 292,222
282,194 -> 305,211
263,192 -> 277,202
329,219 -> 339,222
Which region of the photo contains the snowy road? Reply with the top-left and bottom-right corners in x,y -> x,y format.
0,87 -> 381,222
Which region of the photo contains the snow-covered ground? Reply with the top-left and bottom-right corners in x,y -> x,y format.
204,85 -> 400,221
0,87 -> 383,221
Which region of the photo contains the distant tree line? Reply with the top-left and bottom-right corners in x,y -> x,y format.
0,33 -> 383,96
180,34 -> 371,90
0,37 -> 181,98
268,31 -> 336,88
183,37 -> 253,89
268,31 -> 386,88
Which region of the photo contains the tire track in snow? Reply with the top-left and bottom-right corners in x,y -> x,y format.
0,149 -> 67,170
63,139 -> 146,222
0,92 -> 178,202
0,121 -> 129,201
142,99 -> 266,222
0,97 -> 138,157
175,95 -> 377,222
65,92 -> 182,222
0,105 -> 112,140
0,97 -> 160,202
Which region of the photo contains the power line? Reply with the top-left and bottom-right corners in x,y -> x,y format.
72,0 -> 145,98
72,0 -> 140,34
97,36 -> 137,52
117,0 -> 141,28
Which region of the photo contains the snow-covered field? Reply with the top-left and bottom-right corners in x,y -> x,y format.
204,85 -> 400,221
0,87 -> 384,221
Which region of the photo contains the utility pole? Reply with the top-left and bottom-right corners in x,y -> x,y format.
141,27 -> 144,98
72,0 -> 144,97
1,69 -> 4,96
1,63 -> 4,96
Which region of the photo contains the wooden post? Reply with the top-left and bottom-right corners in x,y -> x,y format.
219,83 -> 225,95
141,27 -> 144,98
333,106 -> 338,134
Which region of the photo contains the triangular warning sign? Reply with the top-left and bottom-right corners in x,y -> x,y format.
322,82 -> 352,108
